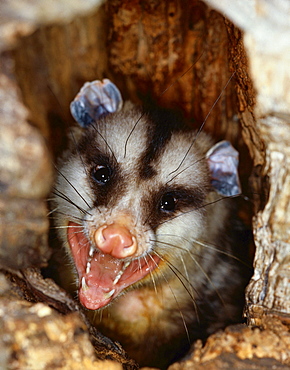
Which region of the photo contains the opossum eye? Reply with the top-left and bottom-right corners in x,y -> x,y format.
160,193 -> 177,212
92,165 -> 111,184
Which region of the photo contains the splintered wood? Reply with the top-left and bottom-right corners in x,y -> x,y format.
0,59 -> 52,271
0,274 -> 122,370
205,0 -> 290,323
0,0 -> 290,369
169,318 -> 290,369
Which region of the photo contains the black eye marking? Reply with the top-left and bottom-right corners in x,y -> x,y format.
92,165 -> 112,184
160,193 -> 177,212
157,187 -> 207,217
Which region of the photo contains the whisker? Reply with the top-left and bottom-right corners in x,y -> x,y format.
155,233 -> 251,267
191,238 -> 251,268
168,72 -> 236,177
153,239 -> 226,310
149,251 -> 192,343
90,123 -> 118,164
47,206 -> 59,217
123,111 -> 145,158
50,225 -> 83,230
53,165 -> 92,210
70,129 -> 89,176
187,250 -> 227,311
48,210 -> 86,224
149,194 -> 240,231
166,156 -> 206,184
144,254 -> 158,296
159,50 -> 205,98
52,188 -> 91,216
153,250 -> 199,308
180,253 -> 194,300
69,129 -> 99,213
123,52 -> 206,161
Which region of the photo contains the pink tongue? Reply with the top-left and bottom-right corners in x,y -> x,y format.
80,253 -> 126,310
67,222 -> 159,310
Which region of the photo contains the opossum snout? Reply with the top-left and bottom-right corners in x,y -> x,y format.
94,224 -> 137,258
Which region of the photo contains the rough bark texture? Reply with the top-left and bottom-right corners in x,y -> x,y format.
205,0 -> 290,324
168,318 -> 290,369
0,272 -> 125,370
0,42 -> 52,271
0,0 -> 289,368
105,0 -> 241,143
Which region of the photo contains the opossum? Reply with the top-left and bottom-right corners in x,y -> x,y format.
51,79 -> 250,369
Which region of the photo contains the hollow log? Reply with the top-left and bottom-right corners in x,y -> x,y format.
0,0 -> 289,368
205,0 -> 290,325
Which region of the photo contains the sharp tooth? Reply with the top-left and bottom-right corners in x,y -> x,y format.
81,276 -> 89,290
113,271 -> 123,285
113,261 -> 131,285
104,289 -> 115,299
89,245 -> 95,257
86,261 -> 91,274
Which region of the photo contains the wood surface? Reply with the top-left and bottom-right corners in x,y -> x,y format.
0,0 -> 289,368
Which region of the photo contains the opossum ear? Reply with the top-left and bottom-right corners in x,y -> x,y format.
70,79 -> 123,127
206,140 -> 242,196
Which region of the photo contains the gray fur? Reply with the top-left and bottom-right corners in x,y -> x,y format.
51,103 -> 249,369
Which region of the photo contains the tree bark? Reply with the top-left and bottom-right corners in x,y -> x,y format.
1,0 -> 290,368
204,0 -> 290,324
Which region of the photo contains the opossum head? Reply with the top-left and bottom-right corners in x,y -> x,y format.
52,79 -> 241,311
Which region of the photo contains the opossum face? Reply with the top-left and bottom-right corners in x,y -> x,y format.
53,80 -> 241,312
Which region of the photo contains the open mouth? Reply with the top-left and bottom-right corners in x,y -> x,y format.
67,222 -> 160,310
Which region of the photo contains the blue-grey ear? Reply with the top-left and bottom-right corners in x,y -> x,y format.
70,79 -> 123,127
206,140 -> 242,196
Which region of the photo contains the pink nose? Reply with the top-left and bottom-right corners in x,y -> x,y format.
94,224 -> 137,258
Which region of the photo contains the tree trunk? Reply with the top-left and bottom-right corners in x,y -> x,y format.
0,0 -> 289,368
205,0 -> 290,325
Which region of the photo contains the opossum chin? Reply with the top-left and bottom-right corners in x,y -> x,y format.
68,222 -> 160,310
